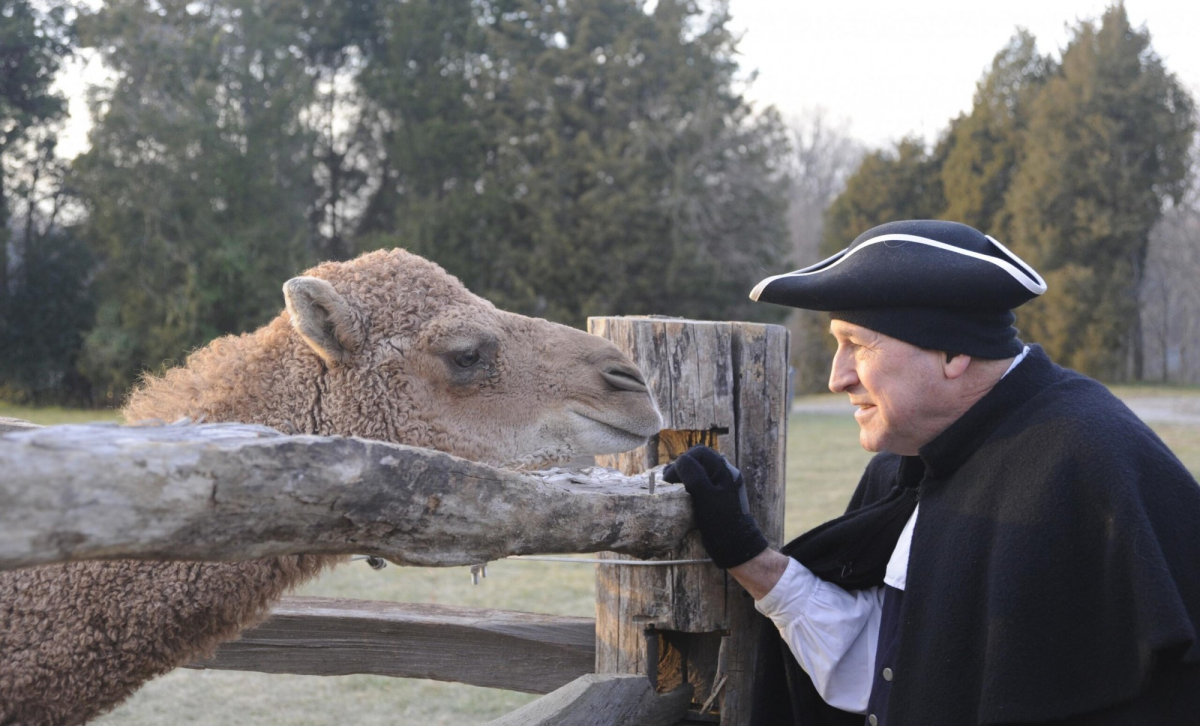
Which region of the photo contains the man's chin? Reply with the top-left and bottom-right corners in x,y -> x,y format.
858,429 -> 884,453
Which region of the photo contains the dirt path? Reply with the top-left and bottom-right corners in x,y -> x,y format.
1117,397 -> 1200,425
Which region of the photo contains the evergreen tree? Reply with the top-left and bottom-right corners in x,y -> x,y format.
357,0 -> 791,326
939,30 -> 1051,238
349,0 -> 498,288
0,0 -> 90,403
73,0 -> 333,398
0,0 -> 69,310
1003,6 -> 1194,379
821,136 -> 946,255
42,0 -> 789,400
821,8 -> 1194,381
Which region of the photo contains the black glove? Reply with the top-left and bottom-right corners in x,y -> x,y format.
662,445 -> 768,569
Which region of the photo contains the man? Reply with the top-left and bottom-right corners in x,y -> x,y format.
664,220 -> 1200,725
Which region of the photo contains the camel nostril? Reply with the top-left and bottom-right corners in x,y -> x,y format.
602,365 -> 648,393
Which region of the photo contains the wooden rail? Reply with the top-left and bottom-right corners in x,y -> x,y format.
0,422 -> 691,571
485,674 -> 693,726
190,597 -> 595,694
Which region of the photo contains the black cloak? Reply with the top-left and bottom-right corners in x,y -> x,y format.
752,346 -> 1200,725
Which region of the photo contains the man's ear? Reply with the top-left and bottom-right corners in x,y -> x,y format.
943,352 -> 972,380
283,276 -> 365,366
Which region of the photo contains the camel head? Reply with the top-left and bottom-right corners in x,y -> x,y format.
179,248 -> 661,468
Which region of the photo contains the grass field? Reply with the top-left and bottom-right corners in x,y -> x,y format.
0,403 -> 123,425
8,390 -> 1199,725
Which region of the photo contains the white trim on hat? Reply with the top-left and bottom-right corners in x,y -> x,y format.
983,234 -> 1046,292
749,233 -> 1048,302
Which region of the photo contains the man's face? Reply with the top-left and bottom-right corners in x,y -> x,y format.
827,320 -> 955,455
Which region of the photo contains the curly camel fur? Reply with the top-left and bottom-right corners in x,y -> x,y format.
0,249 -> 662,726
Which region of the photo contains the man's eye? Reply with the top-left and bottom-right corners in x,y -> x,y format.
453,351 -> 480,368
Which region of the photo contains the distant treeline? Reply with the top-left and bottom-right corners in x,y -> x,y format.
0,0 -> 790,405
0,2 -> 1196,406
804,7 -> 1196,385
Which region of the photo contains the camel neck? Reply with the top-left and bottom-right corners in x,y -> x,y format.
123,316 -> 323,435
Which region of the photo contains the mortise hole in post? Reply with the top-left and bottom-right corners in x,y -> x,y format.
650,629 -> 723,717
649,428 -> 730,469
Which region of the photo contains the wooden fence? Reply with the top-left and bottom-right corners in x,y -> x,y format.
0,317 -> 789,725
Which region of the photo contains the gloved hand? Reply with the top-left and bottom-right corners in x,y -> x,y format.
662,445 -> 768,569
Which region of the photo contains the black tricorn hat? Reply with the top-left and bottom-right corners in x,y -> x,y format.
751,220 -> 1045,311
751,220 -> 1046,358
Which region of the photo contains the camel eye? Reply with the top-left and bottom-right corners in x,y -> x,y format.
453,350 -> 480,368
435,331 -> 496,381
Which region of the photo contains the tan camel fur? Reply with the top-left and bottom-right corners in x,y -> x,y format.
0,248 -> 662,726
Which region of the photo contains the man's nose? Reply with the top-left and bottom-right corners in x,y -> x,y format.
828,352 -> 857,393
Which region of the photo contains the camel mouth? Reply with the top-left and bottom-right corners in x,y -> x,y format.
570,411 -> 659,454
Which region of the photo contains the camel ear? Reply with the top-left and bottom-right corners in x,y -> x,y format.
283,276 -> 364,365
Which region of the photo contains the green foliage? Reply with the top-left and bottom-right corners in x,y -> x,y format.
73,0 -> 333,397
821,8 -> 1195,380
821,137 -> 946,254
1005,6 -> 1195,378
0,0 -> 68,145
0,220 -> 94,403
0,0 -> 70,280
939,29 -> 1051,237
5,1 -> 1197,400
357,0 -> 791,325
0,0 -> 88,404
31,0 -> 789,401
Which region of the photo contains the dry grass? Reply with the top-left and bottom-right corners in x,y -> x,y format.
0,404 -> 122,425
785,413 -> 876,539
1150,423 -> 1200,478
1108,383 -> 1200,398
15,387 -> 1198,725
95,671 -> 538,726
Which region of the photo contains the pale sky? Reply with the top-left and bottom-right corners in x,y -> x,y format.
55,1 -> 1200,158
727,0 -> 1200,147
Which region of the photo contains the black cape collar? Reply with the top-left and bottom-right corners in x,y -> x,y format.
918,344 -> 1055,480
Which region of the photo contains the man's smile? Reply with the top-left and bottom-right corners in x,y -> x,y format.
852,402 -> 876,421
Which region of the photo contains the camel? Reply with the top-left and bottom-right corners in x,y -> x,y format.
0,248 -> 663,726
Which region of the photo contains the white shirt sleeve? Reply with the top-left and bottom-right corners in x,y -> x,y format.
754,558 -> 884,714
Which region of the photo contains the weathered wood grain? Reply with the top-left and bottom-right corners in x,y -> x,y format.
589,317 -> 789,726
483,673 -> 692,726
0,422 -> 693,571
719,323 -> 789,725
189,596 -> 595,694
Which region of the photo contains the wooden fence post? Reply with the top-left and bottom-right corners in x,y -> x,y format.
589,317 -> 789,726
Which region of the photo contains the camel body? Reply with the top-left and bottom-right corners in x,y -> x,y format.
0,249 -> 661,725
